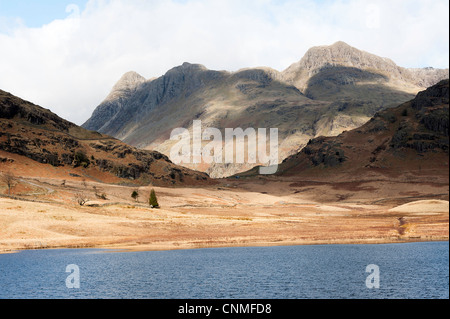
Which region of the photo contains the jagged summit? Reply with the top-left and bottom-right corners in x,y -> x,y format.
104,71 -> 146,102
162,62 -> 211,78
179,62 -> 208,71
299,41 -> 396,70
281,41 -> 406,91
281,41 -> 448,92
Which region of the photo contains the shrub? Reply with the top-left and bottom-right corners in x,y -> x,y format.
74,151 -> 90,168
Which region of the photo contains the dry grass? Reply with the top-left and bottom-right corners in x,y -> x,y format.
0,169 -> 448,254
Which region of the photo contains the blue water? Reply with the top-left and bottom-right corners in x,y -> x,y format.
0,241 -> 448,299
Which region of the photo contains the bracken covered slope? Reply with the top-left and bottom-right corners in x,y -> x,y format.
0,89 -> 211,186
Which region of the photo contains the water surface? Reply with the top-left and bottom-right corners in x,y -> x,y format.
0,241 -> 448,299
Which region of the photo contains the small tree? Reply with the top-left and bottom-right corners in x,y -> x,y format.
93,185 -> 107,200
131,190 -> 139,202
1,171 -> 17,195
149,189 -> 159,208
75,192 -> 88,206
81,178 -> 87,189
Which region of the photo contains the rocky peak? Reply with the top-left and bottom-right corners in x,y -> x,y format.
104,71 -> 146,102
285,41 -> 399,77
159,62 -> 226,98
281,41 -> 449,92
167,62 -> 209,75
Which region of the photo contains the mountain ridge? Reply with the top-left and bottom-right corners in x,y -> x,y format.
82,41 -> 449,177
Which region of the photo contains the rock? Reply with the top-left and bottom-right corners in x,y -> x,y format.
0,157 -> 14,163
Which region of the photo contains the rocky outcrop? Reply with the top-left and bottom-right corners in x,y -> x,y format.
302,137 -> 347,167
412,79 -> 450,110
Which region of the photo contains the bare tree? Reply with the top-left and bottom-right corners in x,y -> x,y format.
1,171 -> 17,195
94,185 -> 107,200
74,192 -> 88,206
81,178 -> 87,189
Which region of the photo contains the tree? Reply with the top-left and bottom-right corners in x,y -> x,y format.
1,171 -> 17,195
74,192 -> 88,206
93,185 -> 107,200
149,189 -> 159,208
131,190 -> 139,202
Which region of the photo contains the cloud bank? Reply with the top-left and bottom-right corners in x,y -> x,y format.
0,0 -> 448,125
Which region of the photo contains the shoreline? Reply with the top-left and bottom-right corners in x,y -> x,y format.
1,236 -> 448,255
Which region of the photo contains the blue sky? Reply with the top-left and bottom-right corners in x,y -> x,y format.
0,0 -> 88,27
0,0 -> 448,125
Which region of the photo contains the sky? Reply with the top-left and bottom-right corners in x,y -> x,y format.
0,0 -> 449,125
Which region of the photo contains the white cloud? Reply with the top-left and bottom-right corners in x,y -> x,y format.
0,0 -> 448,125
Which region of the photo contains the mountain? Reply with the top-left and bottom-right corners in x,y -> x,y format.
83,42 -> 449,177
82,71 -> 146,132
281,41 -> 448,92
0,89 -> 211,186
264,79 -> 449,178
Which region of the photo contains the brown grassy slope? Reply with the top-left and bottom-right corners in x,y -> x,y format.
0,89 -> 212,186
240,80 -> 448,182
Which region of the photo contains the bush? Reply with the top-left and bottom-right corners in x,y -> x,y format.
74,151 -> 90,168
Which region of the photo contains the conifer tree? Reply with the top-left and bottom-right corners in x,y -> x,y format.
149,189 -> 159,208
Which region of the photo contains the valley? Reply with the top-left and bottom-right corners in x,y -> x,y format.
0,148 -> 447,254
1,43 -> 448,254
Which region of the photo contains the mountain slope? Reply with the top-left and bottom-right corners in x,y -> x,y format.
0,89 -> 211,186
83,71 -> 146,132
83,42 -> 449,178
273,79 -> 449,178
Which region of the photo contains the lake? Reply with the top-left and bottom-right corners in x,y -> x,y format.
0,241 -> 448,299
